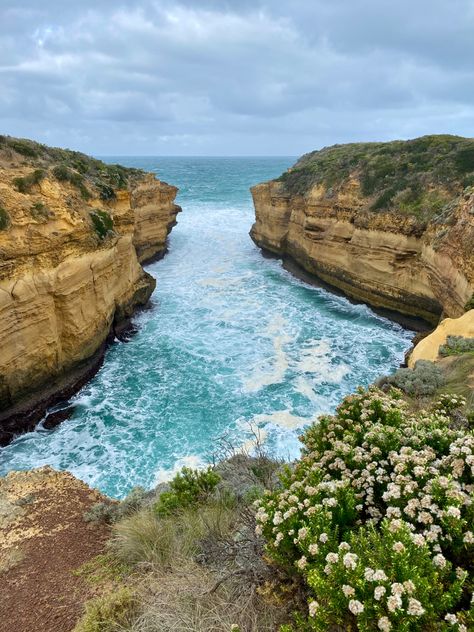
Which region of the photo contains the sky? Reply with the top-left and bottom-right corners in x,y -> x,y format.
1,0 -> 473,156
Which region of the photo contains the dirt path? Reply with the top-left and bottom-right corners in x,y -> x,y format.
0,467 -> 112,632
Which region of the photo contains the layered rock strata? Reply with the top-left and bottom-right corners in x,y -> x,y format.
251,136 -> 474,325
0,137 -> 180,443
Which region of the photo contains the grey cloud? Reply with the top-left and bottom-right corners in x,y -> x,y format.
0,0 -> 473,154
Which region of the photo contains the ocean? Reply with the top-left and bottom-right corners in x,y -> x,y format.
0,157 -> 413,497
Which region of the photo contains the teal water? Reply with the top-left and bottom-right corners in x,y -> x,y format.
0,158 -> 413,498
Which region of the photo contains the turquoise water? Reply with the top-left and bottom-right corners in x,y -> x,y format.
0,158 -> 413,498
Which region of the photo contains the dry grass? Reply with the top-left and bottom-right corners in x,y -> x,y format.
124,560 -> 286,632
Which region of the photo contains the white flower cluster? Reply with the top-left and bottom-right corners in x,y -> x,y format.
255,388 -> 473,629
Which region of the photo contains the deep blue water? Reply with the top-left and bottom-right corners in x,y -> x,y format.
0,158 -> 413,497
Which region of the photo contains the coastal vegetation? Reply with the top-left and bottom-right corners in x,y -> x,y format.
72,341 -> 474,631
1,134 -> 144,199
276,135 -> 474,217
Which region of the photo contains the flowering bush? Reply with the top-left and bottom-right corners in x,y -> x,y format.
256,388 -> 474,631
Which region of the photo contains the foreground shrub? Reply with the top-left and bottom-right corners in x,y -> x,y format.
84,486 -> 148,524
439,336 -> 474,357
154,466 -> 221,516
256,388 -> 474,630
383,360 -> 444,396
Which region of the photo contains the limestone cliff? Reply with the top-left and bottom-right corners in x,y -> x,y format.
0,136 -> 180,443
251,135 -> 474,325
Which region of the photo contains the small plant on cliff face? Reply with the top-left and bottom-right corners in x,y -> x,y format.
154,467 -> 221,516
383,359 -> 445,396
90,209 -> 114,240
0,206 -> 10,230
13,169 -> 46,194
465,294 -> 474,312
439,336 -> 474,357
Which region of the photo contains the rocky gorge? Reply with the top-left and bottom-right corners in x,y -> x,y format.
0,137 -> 180,445
250,135 -> 474,327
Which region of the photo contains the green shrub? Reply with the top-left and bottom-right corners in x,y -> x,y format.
257,388 -> 474,631
154,467 -> 221,516
8,139 -> 38,158
52,164 -> 72,181
13,169 -> 46,193
384,360 -> 445,396
0,207 -> 9,230
439,336 -> 474,357
465,294 -> 474,312
73,587 -> 137,632
90,210 -> 114,240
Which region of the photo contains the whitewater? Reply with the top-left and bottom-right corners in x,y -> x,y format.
0,157 -> 413,497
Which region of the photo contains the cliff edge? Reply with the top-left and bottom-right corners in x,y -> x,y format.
251,135 -> 474,325
0,136 -> 181,444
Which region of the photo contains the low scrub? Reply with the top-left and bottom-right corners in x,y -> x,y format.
13,169 -> 45,193
382,359 -> 445,396
256,387 -> 474,631
439,336 -> 474,357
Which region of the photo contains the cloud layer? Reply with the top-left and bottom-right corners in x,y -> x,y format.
1,0 -> 473,154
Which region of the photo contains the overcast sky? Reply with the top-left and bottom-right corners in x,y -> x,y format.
1,0 -> 473,156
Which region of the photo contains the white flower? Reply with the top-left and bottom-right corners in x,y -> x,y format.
463,531 -> 474,544
338,541 -> 350,551
378,616 -> 392,631
308,600 -> 319,617
407,598 -> 425,616
308,543 -> 319,555
343,552 -> 358,570
298,527 -> 308,540
364,567 -> 375,581
391,583 -> 405,596
373,569 -> 388,581
403,580 -> 415,594
374,586 -> 386,601
433,554 -> 447,568
445,613 -> 458,625
348,599 -> 364,615
319,532 -> 328,543
297,556 -> 307,569
392,541 -> 405,554
446,506 -> 461,519
325,552 -> 339,564
387,595 -> 402,612
342,585 -> 355,598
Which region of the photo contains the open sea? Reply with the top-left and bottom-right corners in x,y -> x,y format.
0,157 -> 413,497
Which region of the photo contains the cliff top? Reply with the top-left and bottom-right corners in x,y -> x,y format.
0,134 -> 145,204
277,134 -> 474,219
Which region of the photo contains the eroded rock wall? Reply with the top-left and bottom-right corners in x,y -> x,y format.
0,144 -> 180,442
251,181 -> 474,325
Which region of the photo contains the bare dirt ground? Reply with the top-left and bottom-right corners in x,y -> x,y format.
0,467 -> 111,632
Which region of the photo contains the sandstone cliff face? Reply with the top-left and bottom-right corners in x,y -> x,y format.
409,310 -> 474,366
0,138 -> 180,443
251,137 -> 474,325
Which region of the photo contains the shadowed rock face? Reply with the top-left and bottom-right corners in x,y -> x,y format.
0,137 -> 181,443
250,136 -> 474,326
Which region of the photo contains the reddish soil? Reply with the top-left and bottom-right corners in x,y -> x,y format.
0,467 -> 112,632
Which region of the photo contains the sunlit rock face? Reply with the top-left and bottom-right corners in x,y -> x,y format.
251,136 -> 474,326
0,137 -> 180,441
